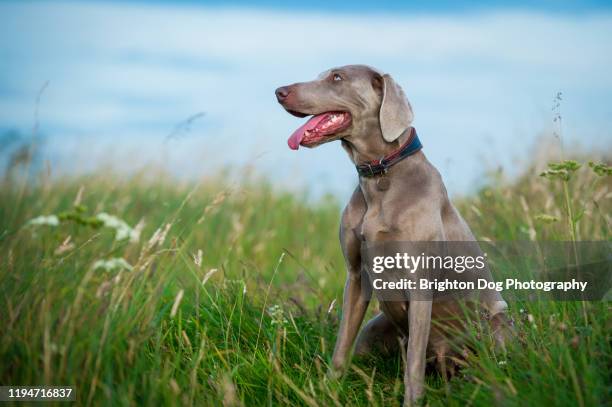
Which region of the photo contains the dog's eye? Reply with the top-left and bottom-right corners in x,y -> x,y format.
333,73 -> 343,82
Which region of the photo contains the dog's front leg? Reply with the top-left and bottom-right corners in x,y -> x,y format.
330,272 -> 369,376
330,190 -> 369,377
404,300 -> 432,405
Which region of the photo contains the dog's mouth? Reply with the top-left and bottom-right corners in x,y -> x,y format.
287,111 -> 352,150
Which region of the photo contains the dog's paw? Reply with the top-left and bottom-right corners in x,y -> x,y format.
491,312 -> 515,350
403,386 -> 425,407
326,366 -> 344,381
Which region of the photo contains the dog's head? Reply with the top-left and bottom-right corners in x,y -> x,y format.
275,65 -> 413,150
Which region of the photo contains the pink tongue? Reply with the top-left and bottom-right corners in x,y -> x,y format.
287,113 -> 329,150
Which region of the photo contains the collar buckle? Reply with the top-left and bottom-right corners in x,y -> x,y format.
378,157 -> 388,175
366,163 -> 375,177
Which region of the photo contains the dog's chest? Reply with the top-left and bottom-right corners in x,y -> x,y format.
358,212 -> 394,242
356,188 -> 403,242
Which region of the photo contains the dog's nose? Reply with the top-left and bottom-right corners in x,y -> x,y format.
275,86 -> 290,102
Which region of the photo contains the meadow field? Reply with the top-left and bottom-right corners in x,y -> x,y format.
0,152 -> 610,406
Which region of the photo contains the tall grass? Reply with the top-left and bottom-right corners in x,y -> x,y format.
0,154 -> 610,406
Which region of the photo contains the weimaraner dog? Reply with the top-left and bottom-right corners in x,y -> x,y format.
275,65 -> 510,405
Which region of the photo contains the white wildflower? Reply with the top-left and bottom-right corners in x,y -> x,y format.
26,215 -> 59,227
92,257 -> 133,272
96,212 -> 139,242
267,304 -> 288,326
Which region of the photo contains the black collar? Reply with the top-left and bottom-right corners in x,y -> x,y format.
355,128 -> 422,177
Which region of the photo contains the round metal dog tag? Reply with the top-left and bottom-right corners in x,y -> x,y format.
376,176 -> 390,191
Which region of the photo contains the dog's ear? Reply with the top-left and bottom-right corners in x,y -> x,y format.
379,74 -> 413,142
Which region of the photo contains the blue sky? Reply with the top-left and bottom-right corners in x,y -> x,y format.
1,0 -> 611,200
126,0 -> 612,13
